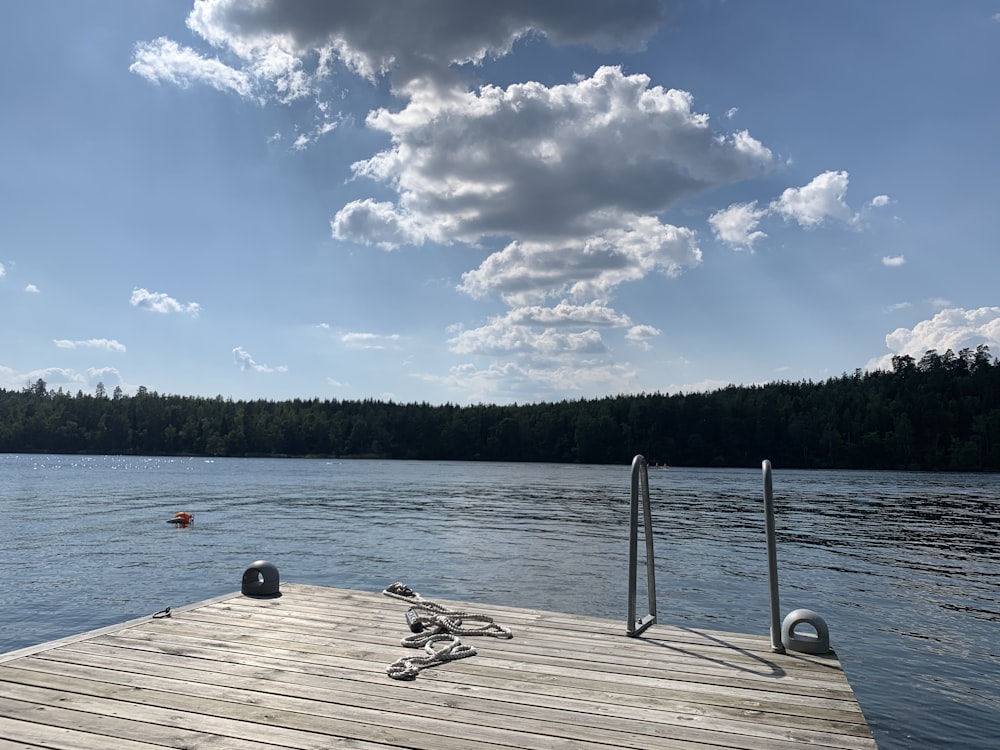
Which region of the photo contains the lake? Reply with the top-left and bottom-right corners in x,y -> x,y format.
1,454 -> 997,748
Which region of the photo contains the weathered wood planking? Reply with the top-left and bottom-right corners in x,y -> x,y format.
0,583 -> 877,749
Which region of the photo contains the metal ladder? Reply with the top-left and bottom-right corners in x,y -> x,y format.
626,456 -> 792,651
626,454 -> 657,636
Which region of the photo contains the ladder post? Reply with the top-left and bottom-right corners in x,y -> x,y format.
762,460 -> 785,653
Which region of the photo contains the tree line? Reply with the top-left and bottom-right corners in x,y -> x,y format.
1,346 -> 998,471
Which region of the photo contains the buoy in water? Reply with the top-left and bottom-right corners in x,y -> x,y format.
167,512 -> 194,526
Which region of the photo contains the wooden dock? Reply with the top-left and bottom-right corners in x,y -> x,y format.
0,583 -> 877,749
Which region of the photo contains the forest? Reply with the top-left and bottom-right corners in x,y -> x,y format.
1,346 -> 998,471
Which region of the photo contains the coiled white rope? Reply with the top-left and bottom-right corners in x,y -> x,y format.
382,582 -> 513,680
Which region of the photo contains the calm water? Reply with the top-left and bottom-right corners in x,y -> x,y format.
1,454 -> 997,749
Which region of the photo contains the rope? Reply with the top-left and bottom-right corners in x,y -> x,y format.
386,634 -> 477,680
152,607 -> 172,619
382,582 -> 513,680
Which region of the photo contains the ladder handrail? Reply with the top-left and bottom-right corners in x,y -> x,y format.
762,460 -> 785,652
627,454 -> 657,636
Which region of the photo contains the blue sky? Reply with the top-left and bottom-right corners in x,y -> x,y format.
2,1 -> 999,405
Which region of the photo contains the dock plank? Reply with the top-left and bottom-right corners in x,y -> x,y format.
0,583 -> 877,749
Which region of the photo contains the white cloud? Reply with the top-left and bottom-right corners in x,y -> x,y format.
354,64 -> 758,391
25,284 -> 39,293
0,262 -> 5,277
340,332 -> 402,349
726,107 -> 738,119
713,170 -> 885,249
770,170 -> 852,228
348,67 -> 772,253
232,346 -> 287,373
0,366 -> 94,393
458,218 -> 702,306
130,37 -> 256,99
708,201 -> 767,249
506,301 -> 633,328
626,324 -> 661,340
87,367 -> 122,383
130,288 -> 202,315
53,338 -> 127,352
929,297 -> 952,309
331,199 -> 424,250
882,255 -> 906,267
175,0 -> 663,96
867,306 -> 1000,371
448,301 -> 634,359
290,115 -> 343,151
626,324 -> 661,350
885,302 -> 912,313
449,319 -> 605,357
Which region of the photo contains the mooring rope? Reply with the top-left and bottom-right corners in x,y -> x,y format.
382,581 -> 513,680
385,633 -> 478,680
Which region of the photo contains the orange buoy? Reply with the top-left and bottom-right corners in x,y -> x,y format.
167,511 -> 194,526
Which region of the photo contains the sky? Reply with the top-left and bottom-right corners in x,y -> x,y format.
2,1 -> 999,405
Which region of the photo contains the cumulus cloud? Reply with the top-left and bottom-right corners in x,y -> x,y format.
626,324 -> 661,350
0,262 -> 5,277
712,171 -> 888,249
331,199 -> 424,249
458,219 -> 702,306
130,288 -> 202,315
867,307 -> 1000,371
448,301 -> 634,358
770,170 -> 852,227
167,0 -> 662,96
882,255 -> 906,267
505,301 -> 633,328
129,0 -> 664,139
450,322 -> 606,357
25,284 -> 40,293
232,346 -> 287,373
53,338 -> 127,352
708,201 -> 767,249
336,64 -> 763,338
345,67 -> 772,251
